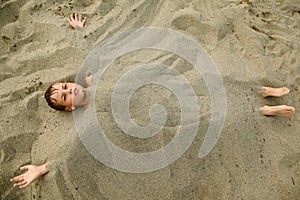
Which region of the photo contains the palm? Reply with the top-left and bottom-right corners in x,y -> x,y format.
23,166 -> 40,182
68,13 -> 87,29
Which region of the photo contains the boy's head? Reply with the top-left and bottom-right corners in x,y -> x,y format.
44,82 -> 88,111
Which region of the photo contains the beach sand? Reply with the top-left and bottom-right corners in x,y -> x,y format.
1,0 -> 300,199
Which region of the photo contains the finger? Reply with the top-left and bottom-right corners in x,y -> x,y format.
20,165 -> 30,171
10,175 -> 23,182
68,18 -> 74,27
82,17 -> 87,25
19,182 -> 30,189
79,14 -> 82,22
70,13 -> 74,21
14,180 -> 27,188
75,13 -> 78,21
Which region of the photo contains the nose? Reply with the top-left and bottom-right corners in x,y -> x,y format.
69,88 -> 72,94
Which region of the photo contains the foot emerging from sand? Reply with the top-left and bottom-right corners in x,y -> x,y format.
260,105 -> 295,117
258,87 -> 290,97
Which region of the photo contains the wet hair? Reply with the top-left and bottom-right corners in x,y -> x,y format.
44,83 -> 66,111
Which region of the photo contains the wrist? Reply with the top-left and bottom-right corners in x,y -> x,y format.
38,162 -> 49,176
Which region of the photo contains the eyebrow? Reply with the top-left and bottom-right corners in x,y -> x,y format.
61,84 -> 63,101
61,83 -> 67,101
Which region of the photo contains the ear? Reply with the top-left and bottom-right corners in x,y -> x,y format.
65,106 -> 75,111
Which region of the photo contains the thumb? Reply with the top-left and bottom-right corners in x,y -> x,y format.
20,165 -> 30,171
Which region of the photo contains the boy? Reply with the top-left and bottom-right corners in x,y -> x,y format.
10,13 -> 88,189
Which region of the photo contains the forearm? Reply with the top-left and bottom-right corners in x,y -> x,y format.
38,162 -> 50,176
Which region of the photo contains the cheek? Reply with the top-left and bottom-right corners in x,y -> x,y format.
66,95 -> 73,104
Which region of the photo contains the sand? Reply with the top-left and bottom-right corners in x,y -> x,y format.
1,0 -> 300,199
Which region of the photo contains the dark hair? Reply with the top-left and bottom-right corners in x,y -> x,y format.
44,84 -> 66,111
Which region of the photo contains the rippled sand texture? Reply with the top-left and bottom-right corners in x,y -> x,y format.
1,0 -> 300,199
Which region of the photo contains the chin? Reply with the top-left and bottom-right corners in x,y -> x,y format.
75,95 -> 86,105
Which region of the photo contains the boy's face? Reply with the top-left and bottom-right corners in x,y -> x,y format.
51,83 -> 88,111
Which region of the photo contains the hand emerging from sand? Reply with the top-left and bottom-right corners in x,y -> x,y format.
10,162 -> 49,188
68,13 -> 87,29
